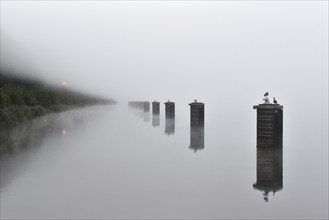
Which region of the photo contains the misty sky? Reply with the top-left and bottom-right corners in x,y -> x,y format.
0,1 -> 328,107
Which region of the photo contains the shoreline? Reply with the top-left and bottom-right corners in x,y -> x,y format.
0,72 -> 116,130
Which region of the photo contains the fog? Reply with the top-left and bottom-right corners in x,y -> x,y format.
1,1 -> 327,103
1,1 -> 328,218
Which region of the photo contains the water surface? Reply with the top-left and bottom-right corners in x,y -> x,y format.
1,104 -> 328,219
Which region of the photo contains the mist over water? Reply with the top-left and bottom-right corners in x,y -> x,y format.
0,1 -> 328,219
0,103 -> 327,219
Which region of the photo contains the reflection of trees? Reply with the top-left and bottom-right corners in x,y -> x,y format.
0,107 -> 106,190
0,107 -> 95,155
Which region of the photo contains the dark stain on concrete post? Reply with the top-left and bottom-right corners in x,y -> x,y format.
189,100 -> 205,152
253,147 -> 283,202
253,104 -> 283,148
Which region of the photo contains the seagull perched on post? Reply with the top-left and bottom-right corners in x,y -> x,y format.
273,97 -> 278,104
264,92 -> 269,97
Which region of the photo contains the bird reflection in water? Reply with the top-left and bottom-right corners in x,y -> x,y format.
253,147 -> 283,202
189,125 -> 204,152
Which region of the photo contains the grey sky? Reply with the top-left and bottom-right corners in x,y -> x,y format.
1,1 -> 328,107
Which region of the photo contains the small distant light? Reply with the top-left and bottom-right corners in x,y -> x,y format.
62,81 -> 67,86
62,129 -> 66,135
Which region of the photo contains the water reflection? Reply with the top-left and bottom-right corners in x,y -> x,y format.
152,114 -> 160,127
165,118 -> 175,135
143,111 -> 150,122
0,106 -> 110,190
253,147 -> 283,202
164,101 -> 175,135
143,101 -> 150,122
189,125 -> 204,152
152,101 -> 160,127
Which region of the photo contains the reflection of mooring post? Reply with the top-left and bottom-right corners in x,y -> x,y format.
253,148 -> 283,202
189,100 -> 205,152
152,101 -> 160,127
164,101 -> 175,135
253,103 -> 283,148
143,101 -> 150,122
189,126 -> 204,152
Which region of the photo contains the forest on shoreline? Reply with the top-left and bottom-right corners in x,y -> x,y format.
0,72 -> 116,129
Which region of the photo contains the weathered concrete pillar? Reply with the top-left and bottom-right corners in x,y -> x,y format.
143,101 -> 150,122
189,100 -> 204,127
164,101 -> 175,135
144,101 -> 150,112
253,104 -> 283,148
188,100 -> 205,152
152,101 -> 160,115
253,148 -> 283,202
164,101 -> 175,119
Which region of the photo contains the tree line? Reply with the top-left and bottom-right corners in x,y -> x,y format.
0,72 -> 116,129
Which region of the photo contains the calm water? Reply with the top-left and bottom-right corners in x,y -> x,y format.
1,103 -> 328,219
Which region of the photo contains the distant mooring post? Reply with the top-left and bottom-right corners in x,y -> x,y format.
253,103 -> 283,148
189,100 -> 204,127
144,101 -> 150,112
189,100 -> 205,152
164,101 -> 175,135
152,101 -> 160,127
164,100 -> 175,118
152,101 -> 160,115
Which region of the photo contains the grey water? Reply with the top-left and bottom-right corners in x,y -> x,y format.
0,103 -> 328,219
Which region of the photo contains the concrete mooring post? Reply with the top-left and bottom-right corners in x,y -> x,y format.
164,101 -> 175,119
189,100 -> 205,152
144,101 -> 150,112
253,104 -> 283,148
189,100 -> 204,127
152,101 -> 160,115
143,101 -> 150,122
164,101 -> 175,135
